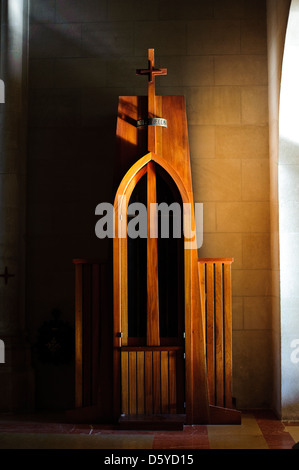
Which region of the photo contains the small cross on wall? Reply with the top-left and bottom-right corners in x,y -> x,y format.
0,266 -> 15,285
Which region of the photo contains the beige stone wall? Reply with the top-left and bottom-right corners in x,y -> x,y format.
187,3 -> 271,408
28,0 -> 271,409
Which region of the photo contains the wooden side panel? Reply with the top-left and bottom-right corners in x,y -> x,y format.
74,259 -> 111,413
92,263 -> 100,404
198,258 -> 234,410
83,263 -> 91,406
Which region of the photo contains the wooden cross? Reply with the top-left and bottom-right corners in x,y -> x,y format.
136,49 -> 167,84
0,266 -> 15,285
136,49 -> 167,154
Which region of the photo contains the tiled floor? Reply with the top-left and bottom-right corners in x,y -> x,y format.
0,410 -> 298,450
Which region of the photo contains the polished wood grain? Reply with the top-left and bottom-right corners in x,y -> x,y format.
137,351 -> 145,414
120,348 -> 184,415
147,161 -> 160,346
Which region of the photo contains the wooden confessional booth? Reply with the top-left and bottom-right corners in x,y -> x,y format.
72,50 -> 241,428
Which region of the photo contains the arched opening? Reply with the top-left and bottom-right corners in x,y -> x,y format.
126,163 -> 185,347
113,154 -> 188,419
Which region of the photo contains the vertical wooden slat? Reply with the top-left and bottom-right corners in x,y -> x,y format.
145,351 -> 153,415
92,263 -> 100,405
224,262 -> 233,408
206,262 -> 215,405
153,351 -> 161,414
137,351 -> 145,414
75,263 -> 83,408
215,262 -> 224,407
198,262 -> 206,345
169,350 -> 177,413
83,264 -> 91,406
147,161 -> 160,346
121,352 -> 129,414
161,351 -> 169,413
129,352 -> 137,414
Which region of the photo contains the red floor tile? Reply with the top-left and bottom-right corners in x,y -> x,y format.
153,426 -> 210,449
253,410 -> 296,449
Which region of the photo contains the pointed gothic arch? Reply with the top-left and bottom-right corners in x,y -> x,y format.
112,152 -> 195,421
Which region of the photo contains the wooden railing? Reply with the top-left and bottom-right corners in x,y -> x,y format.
120,346 -> 184,415
198,258 -> 234,409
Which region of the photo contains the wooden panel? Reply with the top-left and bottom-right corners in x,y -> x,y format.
215,262 -> 224,407
129,352 -> 137,414
137,351 -> 145,414
169,350 -> 177,414
161,351 -> 169,413
120,347 -> 184,416
74,259 -> 112,417
121,351 -> 129,414
145,351 -> 153,415
153,351 -> 161,414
